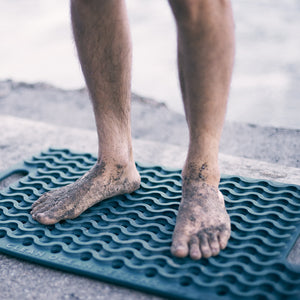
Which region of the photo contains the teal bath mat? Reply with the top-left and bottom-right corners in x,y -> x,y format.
0,149 -> 299,299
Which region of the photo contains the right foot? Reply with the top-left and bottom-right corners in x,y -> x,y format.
31,160 -> 141,225
171,161 -> 231,260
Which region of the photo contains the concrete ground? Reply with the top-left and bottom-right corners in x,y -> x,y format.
0,80 -> 299,168
0,81 -> 299,299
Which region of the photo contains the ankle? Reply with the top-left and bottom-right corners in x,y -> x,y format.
97,155 -> 135,171
98,144 -> 135,166
182,159 -> 220,187
183,134 -> 221,186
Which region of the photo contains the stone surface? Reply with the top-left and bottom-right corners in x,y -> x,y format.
0,253 -> 162,300
0,80 -> 299,168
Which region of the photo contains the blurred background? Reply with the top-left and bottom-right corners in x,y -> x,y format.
0,0 -> 299,129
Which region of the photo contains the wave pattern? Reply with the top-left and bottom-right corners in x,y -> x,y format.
0,148 -> 299,300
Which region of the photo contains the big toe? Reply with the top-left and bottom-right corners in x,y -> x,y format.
33,212 -> 58,225
171,243 -> 189,258
171,234 -> 189,258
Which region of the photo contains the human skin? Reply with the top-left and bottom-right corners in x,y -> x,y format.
31,0 -> 235,260
168,0 -> 235,259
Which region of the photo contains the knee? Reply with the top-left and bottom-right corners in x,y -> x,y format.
169,0 -> 232,26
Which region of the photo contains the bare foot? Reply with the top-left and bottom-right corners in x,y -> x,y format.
171,165 -> 231,260
31,160 -> 141,225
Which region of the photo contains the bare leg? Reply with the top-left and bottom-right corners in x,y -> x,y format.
31,0 -> 140,224
169,0 -> 235,259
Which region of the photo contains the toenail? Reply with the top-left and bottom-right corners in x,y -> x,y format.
173,246 -> 183,253
176,245 -> 184,249
203,251 -> 211,258
212,249 -> 218,255
191,252 -> 200,259
179,245 -> 188,252
172,244 -> 188,256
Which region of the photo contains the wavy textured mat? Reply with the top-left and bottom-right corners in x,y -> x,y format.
0,149 -> 299,300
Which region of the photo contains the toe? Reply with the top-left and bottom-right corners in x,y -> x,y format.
31,203 -> 52,217
33,212 -> 59,225
171,231 -> 189,258
209,234 -> 220,256
31,199 -> 52,216
31,192 -> 51,209
199,234 -> 212,258
219,230 -> 230,250
171,243 -> 189,258
171,242 -> 189,257
189,236 -> 201,260
31,198 -> 45,209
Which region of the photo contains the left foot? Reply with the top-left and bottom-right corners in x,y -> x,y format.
171,163 -> 231,260
31,159 -> 141,225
